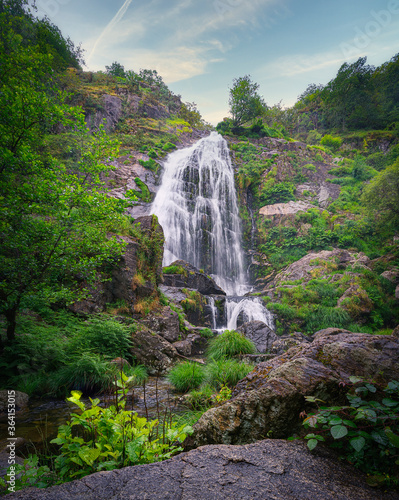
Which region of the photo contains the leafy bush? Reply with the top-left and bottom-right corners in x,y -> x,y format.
186,383 -> 215,410
162,264 -> 187,275
49,352 -> 118,395
206,330 -> 256,360
303,378 -> 399,487
260,182 -> 295,205
320,134 -> 342,152
205,358 -> 254,389
167,362 -> 206,392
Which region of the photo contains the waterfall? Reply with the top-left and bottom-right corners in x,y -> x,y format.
151,131 -> 273,331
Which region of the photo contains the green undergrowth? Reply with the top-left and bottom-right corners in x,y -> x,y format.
0,374 -> 192,493
266,265 -> 398,335
0,309 -> 147,397
300,378 -> 399,488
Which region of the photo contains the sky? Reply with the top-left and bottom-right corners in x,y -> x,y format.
33,0 -> 399,125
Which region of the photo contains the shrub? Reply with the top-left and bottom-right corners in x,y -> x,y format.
49,352 -> 118,396
206,330 -> 256,360
260,182 -> 295,206
186,383 -> 215,410
205,358 -> 254,389
167,362 -> 206,392
302,378 -> 399,487
320,134 -> 342,152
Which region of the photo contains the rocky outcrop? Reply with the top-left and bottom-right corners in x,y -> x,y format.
163,260 -> 226,296
259,200 -> 314,217
140,306 -> 180,343
86,95 -> 123,131
70,215 -> 164,315
186,329 -> 399,448
129,325 -> 178,375
270,248 -> 370,287
6,439 -> 397,500
238,320 -> 277,353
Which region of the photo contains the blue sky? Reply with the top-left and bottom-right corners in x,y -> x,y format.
33,0 -> 399,124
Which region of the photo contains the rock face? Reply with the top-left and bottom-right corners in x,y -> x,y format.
185,329 -> 399,448
6,440 -> 397,500
70,215 -> 164,315
163,260 -> 226,296
238,320 -> 277,353
86,95 -> 123,131
259,200 -> 314,217
129,325 -> 178,375
140,306 -> 180,343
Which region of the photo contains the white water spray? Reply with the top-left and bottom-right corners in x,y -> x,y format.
151,132 -> 273,330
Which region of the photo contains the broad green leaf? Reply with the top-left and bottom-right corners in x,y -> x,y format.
385,428 -> 399,448
350,436 -> 365,452
364,383 -> 377,393
307,439 -> 318,450
349,376 -> 363,384
78,447 -> 101,467
330,425 -> 348,439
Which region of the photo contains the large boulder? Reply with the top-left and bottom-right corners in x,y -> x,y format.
129,325 -> 178,375
0,391 -> 28,413
140,306 -> 180,343
5,440 -> 397,499
185,329 -> 399,448
238,320 -> 277,353
163,260 -> 225,296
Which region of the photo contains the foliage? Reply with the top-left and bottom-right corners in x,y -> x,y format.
49,376 -> 192,481
361,159 -> 399,228
320,134 -> 342,151
205,358 -> 254,389
228,75 -> 266,127
167,362 -> 206,392
260,182 -> 295,205
206,330 -> 256,360
302,378 -> 399,486
105,61 -> 125,78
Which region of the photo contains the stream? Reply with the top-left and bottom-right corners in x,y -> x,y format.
0,377 -> 185,453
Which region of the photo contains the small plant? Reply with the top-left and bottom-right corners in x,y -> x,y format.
302,378 -> 399,486
205,358 -> 254,389
167,361 -> 206,392
206,330 -> 256,360
50,374 -> 192,480
186,383 -> 215,410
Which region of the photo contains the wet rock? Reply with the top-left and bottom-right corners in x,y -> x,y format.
270,332 -> 310,355
163,260 -> 225,296
0,391 -> 28,413
129,325 -> 178,375
6,439 -> 396,500
185,333 -> 209,356
140,306 -> 181,343
238,320 -> 277,353
186,329 -> 399,447
172,340 -> 192,357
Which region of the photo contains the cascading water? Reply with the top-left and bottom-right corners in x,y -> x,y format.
151,132 -> 273,331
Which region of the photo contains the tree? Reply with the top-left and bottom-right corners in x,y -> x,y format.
361,160 -> 399,228
105,61 -> 125,78
0,6 -> 127,347
228,75 -> 266,127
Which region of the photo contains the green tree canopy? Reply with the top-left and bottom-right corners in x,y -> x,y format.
361,159 -> 399,228
0,2 -> 127,347
228,75 -> 267,127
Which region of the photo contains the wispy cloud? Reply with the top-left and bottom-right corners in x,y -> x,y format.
87,0 -> 134,66
260,51 -> 349,79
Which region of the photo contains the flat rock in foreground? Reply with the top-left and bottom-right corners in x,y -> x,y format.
5,440 -> 397,500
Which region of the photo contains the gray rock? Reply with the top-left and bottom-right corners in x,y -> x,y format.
141,306 -> 181,343
163,260 -> 225,296
238,320 -> 277,353
129,325 -> 178,375
172,340 -> 192,357
5,440 -> 396,500
186,330 -> 399,448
